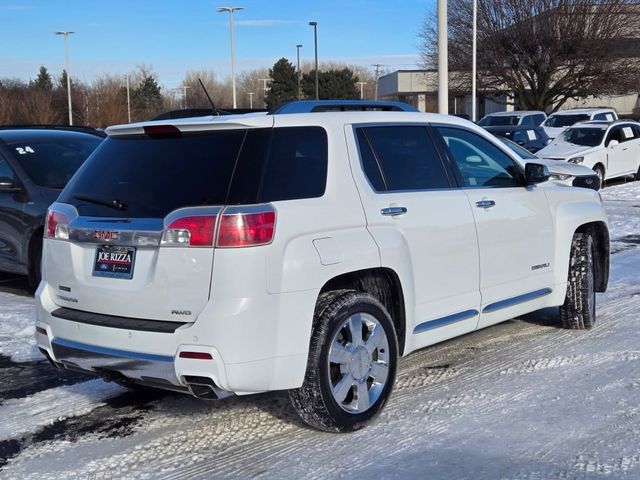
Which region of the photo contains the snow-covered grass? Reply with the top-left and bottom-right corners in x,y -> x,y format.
0,180 -> 639,479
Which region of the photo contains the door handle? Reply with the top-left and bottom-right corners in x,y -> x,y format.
475,199 -> 496,209
381,206 -> 408,216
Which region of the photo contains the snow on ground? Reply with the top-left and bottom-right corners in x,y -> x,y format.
1,180 -> 639,479
0,291 -> 39,362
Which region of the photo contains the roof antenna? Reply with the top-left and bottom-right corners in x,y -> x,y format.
198,78 -> 219,116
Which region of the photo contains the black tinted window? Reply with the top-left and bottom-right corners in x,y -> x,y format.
436,127 -> 521,188
259,127 -> 327,202
0,157 -> 15,180
60,131 -> 245,218
358,126 -> 450,191
355,129 -> 385,191
228,127 -> 328,204
8,136 -> 101,188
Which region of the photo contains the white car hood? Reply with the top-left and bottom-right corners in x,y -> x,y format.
533,158 -> 595,177
537,142 -> 599,160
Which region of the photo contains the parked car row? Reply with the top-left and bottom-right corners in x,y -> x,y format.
27,101 -> 610,433
479,108 -> 639,188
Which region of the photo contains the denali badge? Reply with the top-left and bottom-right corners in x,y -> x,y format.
531,262 -> 550,271
94,230 -> 119,241
171,310 -> 192,316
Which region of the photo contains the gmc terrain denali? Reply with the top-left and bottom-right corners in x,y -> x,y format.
36,102 -> 610,432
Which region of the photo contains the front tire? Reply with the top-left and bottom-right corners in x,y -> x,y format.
559,233 -> 596,329
593,165 -> 605,186
289,290 -> 398,432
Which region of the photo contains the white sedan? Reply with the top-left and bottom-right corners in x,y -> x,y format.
537,120 -> 640,183
497,137 -> 601,189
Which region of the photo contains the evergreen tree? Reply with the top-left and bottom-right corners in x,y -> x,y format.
302,68 -> 359,100
32,66 -> 53,91
58,70 -> 73,91
265,58 -> 298,110
132,74 -> 163,112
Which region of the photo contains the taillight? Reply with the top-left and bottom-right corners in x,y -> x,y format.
162,215 -> 216,246
45,209 -> 71,240
216,208 -> 276,248
161,205 -> 276,248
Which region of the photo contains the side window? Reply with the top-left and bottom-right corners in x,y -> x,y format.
436,127 -> 522,188
522,115 -> 534,126
593,113 -> 607,121
259,127 -> 328,202
228,127 -> 328,204
606,127 -> 623,146
0,157 -> 15,180
357,126 -> 451,191
355,129 -> 385,191
620,125 -> 635,142
534,114 -> 546,126
631,125 -> 640,138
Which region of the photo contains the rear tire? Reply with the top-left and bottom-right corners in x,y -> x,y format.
289,290 -> 398,432
559,233 -> 596,329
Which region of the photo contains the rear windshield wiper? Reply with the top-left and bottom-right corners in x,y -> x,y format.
74,193 -> 128,211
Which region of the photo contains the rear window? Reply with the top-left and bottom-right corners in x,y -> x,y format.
60,126 -> 328,218
478,115 -> 521,127
8,135 -> 102,188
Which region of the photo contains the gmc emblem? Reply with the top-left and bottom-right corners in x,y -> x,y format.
94,230 -> 119,241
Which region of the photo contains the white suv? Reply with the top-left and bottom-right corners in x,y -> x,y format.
36,102 -> 610,432
542,108 -> 618,139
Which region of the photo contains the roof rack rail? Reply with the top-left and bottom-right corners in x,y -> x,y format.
271,100 -> 419,114
0,124 -> 106,137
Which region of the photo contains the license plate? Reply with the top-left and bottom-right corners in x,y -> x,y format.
93,245 -> 136,279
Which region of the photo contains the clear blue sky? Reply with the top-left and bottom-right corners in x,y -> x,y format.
0,0 -> 433,87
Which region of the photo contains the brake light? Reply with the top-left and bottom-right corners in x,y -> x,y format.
143,125 -> 181,138
216,210 -> 276,247
162,215 -> 216,246
179,351 -> 213,360
45,209 -> 71,240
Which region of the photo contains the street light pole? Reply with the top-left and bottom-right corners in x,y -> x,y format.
471,0 -> 477,122
55,30 -> 75,125
218,6 -> 243,109
296,44 -> 303,100
125,74 -> 131,123
437,0 -> 449,114
357,81 -> 366,99
182,85 -> 191,109
248,92 -> 254,109
309,21 -> 318,100
258,77 -> 269,106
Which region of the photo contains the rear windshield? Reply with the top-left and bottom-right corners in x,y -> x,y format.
59,127 -> 328,218
7,135 -> 102,188
478,115 -> 520,126
543,114 -> 589,128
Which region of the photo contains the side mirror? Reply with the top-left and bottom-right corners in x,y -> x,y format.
608,139 -> 619,149
524,163 -> 550,184
0,177 -> 21,192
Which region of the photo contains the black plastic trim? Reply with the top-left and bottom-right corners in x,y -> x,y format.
51,307 -> 187,333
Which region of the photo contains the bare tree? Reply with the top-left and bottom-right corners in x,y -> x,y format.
420,0 -> 640,111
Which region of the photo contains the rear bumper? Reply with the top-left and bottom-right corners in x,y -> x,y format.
35,281 -> 315,396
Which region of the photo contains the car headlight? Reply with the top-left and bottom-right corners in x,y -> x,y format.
549,173 -> 572,180
568,156 -> 584,164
